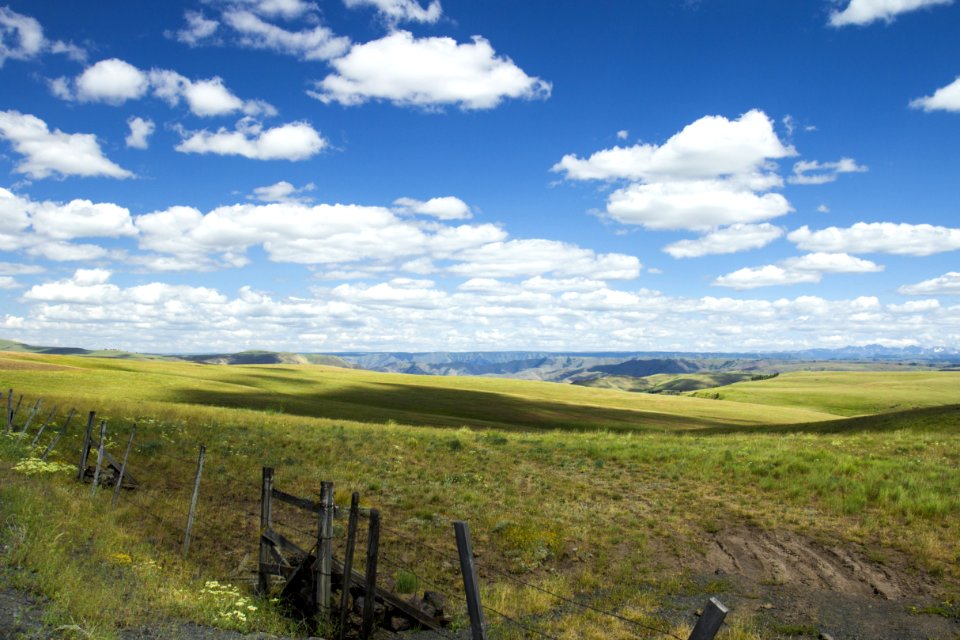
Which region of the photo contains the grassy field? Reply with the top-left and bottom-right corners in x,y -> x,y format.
574,372 -> 759,394
1,353 -> 959,639
690,370 -> 960,416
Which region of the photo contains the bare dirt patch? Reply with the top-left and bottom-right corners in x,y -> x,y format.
674,526 -> 960,639
704,528 -> 930,601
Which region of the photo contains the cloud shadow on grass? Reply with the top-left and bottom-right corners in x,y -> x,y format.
167,380 -> 734,433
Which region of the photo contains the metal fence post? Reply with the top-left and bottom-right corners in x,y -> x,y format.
687,598 -> 728,640
454,521 -> 487,640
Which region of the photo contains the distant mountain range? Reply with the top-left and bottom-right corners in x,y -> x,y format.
4,339 -> 959,394
332,347 -> 960,383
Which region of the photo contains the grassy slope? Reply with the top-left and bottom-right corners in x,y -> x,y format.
0,352 -> 838,431
690,370 -> 960,416
2,353 -> 960,638
575,372 -> 757,393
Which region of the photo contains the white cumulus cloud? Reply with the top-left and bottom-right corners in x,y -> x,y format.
606,180 -> 792,231
447,239 -> 640,280
789,222 -> 960,256
249,180 -> 316,203
910,76 -> 960,112
553,109 -> 794,182
554,110 -> 797,232
222,9 -> 350,60
125,117 -> 155,149
898,272 -> 960,295
788,157 -> 868,185
75,58 -> 149,104
0,110 -> 133,179
664,223 -> 784,258
311,31 -> 551,110
175,118 -> 326,161
59,59 -> 276,117
393,196 -> 472,220
829,0 -> 953,26
343,0 -> 442,23
175,10 -> 220,46
0,6 -> 85,67
714,252 -> 883,289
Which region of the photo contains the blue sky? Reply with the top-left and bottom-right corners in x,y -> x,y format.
1,0 -> 959,353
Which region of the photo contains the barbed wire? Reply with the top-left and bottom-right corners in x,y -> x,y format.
379,522 -> 458,557
475,562 -> 683,640
5,393 -> 696,640
481,603 -> 563,640
378,554 -> 461,603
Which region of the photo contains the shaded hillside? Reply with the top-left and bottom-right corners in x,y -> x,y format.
587,358 -> 701,377
574,371 -> 759,393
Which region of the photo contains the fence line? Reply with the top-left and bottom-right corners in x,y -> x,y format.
1,388 -> 728,640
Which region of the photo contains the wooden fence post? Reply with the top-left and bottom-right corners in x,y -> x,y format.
315,480 -> 334,618
42,408 -> 75,461
687,598 -> 728,640
181,444 -> 205,558
338,491 -> 360,640
257,466 -> 274,595
10,394 -> 22,429
16,399 -> 41,445
91,420 -> 107,496
361,509 -> 380,640
112,425 -> 136,507
454,521 -> 487,640
77,411 -> 96,480
30,406 -> 58,450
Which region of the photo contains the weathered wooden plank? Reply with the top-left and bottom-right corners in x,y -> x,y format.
112,425 -> 136,507
91,420 -> 107,496
271,487 -> 322,514
41,408 -> 75,461
332,555 -> 443,632
29,405 -> 58,450
85,436 -> 139,487
77,411 -> 95,481
16,399 -> 41,445
269,488 -> 349,518
262,527 -> 309,559
259,562 -> 299,580
10,394 -> 23,428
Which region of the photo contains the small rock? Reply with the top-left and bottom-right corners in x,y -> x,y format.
761,602 -> 775,610
818,633 -> 835,640
388,614 -> 411,632
423,590 -> 446,617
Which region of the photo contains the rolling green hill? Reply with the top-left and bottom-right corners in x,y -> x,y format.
3,351 -> 960,639
0,351 -> 837,431
690,370 -> 960,416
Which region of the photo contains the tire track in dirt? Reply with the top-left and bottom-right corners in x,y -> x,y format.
704,527 -> 931,601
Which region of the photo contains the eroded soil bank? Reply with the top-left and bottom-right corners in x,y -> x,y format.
671,526 -> 960,639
